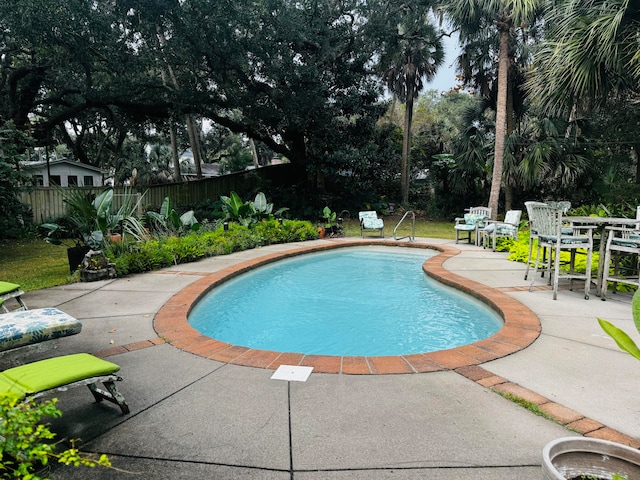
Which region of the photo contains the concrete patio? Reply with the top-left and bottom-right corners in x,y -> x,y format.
2,237 -> 639,479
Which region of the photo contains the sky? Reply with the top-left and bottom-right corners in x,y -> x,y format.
427,32 -> 461,94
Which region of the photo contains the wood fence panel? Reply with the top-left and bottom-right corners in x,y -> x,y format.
20,164 -> 301,223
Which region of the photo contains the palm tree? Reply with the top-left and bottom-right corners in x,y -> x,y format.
527,0 -> 640,117
380,5 -> 444,204
443,0 -> 542,219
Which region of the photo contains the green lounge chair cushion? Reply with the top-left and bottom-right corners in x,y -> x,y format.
0,373 -> 28,397
2,353 -> 120,394
0,282 -> 21,296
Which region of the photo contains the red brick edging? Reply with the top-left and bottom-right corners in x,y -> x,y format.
151,240 -> 541,375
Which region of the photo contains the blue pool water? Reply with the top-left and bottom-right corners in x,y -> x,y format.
188,246 -> 503,356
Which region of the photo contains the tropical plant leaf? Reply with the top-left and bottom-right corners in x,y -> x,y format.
159,196 -> 171,218
253,192 -> 267,213
93,189 -> 113,219
180,211 -> 199,231
229,192 -> 244,215
633,289 -> 640,335
598,318 -> 640,361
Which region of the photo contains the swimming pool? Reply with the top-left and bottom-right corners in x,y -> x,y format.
188,246 -> 503,356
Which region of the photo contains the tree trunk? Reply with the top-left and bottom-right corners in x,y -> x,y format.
186,115 -> 203,179
249,138 -> 260,168
401,87 -> 415,205
488,28 -> 510,221
169,119 -> 181,182
632,146 -> 640,184
504,184 -> 513,212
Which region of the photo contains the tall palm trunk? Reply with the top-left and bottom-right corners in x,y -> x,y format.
401,74 -> 416,205
488,27 -> 510,221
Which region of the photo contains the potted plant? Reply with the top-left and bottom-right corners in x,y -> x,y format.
40,189 -> 113,273
322,206 -> 340,236
541,289 -> 640,479
40,188 -> 146,274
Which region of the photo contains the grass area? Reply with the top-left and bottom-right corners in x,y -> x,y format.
0,219 -> 455,293
340,217 -> 455,239
0,239 -> 74,292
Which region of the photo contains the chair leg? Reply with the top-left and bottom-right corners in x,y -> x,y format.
87,380 -> 130,415
524,237 -> 534,280
584,246 -> 592,300
552,245 -> 560,300
601,245 -> 614,300
530,243 -> 543,291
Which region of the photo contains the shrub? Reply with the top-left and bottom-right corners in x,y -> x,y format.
108,220 -> 318,276
507,229 -> 595,274
0,394 -> 110,479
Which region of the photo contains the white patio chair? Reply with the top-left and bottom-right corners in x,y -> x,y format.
454,206 -> 491,246
524,201 -> 548,281
483,209 -> 522,251
601,207 -> 640,300
358,211 -> 384,238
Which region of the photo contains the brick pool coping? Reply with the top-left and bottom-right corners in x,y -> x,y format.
153,240 -> 541,375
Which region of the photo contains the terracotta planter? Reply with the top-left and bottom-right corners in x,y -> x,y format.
317,227 -> 326,238
542,437 -> 640,479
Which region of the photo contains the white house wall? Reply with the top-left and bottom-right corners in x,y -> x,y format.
31,163 -> 103,187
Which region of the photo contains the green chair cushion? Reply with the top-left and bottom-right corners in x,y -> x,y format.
0,373 -> 27,397
0,282 -> 21,296
2,353 -> 120,394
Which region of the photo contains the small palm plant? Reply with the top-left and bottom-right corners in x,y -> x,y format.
598,289 -> 640,361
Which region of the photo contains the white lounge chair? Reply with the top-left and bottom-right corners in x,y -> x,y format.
358,211 -> 384,238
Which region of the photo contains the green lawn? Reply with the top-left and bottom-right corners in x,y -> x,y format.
0,239 -> 73,292
0,219 -> 455,292
340,217 -> 454,239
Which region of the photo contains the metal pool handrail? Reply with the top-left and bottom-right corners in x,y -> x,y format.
393,211 -> 415,241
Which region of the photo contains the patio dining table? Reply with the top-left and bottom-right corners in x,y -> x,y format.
567,215 -> 639,296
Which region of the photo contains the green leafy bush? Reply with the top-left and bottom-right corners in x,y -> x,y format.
108,220 -> 318,276
0,394 -> 110,479
507,229 -> 596,273
220,192 -> 288,226
145,196 -> 200,236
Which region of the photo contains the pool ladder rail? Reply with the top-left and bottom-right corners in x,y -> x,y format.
393,211 -> 415,241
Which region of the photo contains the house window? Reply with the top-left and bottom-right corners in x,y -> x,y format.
83,175 -> 94,186
49,175 -> 61,186
68,175 -> 78,186
34,175 -> 44,186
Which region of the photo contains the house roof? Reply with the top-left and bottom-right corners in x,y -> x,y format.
21,158 -> 106,174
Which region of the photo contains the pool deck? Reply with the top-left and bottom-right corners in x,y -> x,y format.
3,237 -> 640,479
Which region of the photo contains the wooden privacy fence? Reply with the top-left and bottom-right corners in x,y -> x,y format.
20,163 -> 303,223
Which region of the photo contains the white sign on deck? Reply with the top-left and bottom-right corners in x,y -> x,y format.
270,365 -> 313,382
